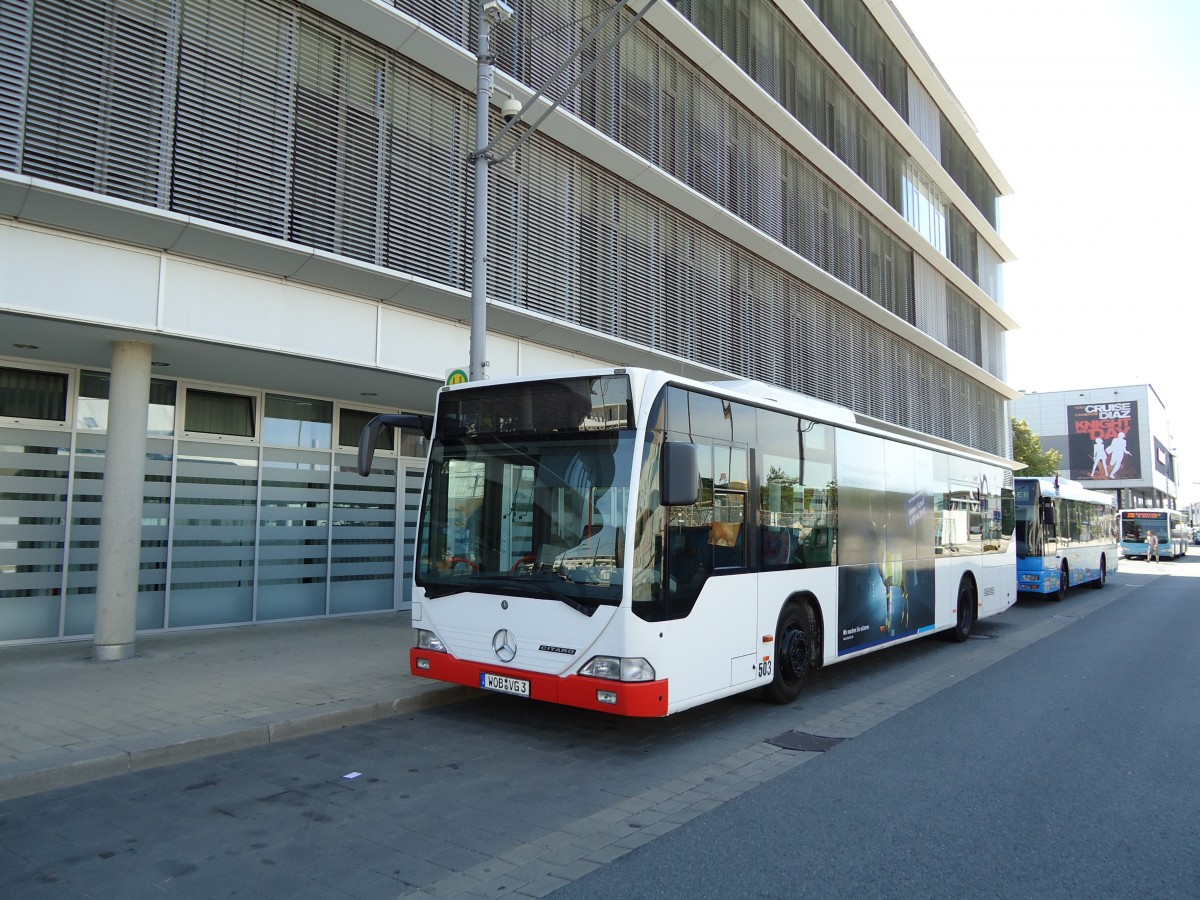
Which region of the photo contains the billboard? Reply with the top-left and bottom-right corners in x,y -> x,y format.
1067,401 -> 1140,482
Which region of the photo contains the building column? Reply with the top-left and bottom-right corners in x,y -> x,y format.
92,340 -> 153,661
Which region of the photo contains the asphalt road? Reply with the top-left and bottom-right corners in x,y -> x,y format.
554,558 -> 1200,899
1,558 -> 1195,899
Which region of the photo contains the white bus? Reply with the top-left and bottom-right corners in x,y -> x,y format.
1015,476 -> 1118,598
360,369 -> 1018,717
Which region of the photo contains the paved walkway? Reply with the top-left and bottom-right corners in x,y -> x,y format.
0,612 -> 469,802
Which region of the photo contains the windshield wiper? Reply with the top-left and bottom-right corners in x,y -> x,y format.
421,583 -> 468,599
420,574 -> 605,616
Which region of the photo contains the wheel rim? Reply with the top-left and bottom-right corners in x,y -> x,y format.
780,622 -> 809,681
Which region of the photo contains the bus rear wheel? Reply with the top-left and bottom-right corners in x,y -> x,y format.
943,577 -> 975,642
1090,557 -> 1106,589
763,601 -> 815,705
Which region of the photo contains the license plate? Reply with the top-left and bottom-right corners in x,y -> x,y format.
480,672 -> 530,697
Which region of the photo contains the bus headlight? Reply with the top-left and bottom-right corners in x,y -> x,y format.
415,629 -> 447,652
580,655 -> 655,682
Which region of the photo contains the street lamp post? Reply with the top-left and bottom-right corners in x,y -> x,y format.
470,0 -> 514,383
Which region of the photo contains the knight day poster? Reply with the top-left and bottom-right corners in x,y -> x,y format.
1068,401 -> 1140,481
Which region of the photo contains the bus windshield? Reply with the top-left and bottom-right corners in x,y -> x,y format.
1013,488 -> 1042,559
415,376 -> 635,613
1121,512 -> 1169,542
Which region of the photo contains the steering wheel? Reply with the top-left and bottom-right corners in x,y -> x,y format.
510,554 -> 538,572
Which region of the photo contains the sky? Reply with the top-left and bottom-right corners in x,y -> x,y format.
891,0 -> 1200,501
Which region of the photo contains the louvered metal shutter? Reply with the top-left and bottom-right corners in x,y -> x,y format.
977,236 -> 1003,305
383,64 -> 472,288
173,0 -> 294,237
913,254 -> 948,345
290,19 -> 386,264
906,68 -> 940,160
23,0 -> 173,206
0,0 -> 31,172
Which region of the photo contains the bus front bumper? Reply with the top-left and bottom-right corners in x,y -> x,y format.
410,648 -> 669,717
1017,571 -> 1056,593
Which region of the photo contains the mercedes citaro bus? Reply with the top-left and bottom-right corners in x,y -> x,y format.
359,368 -> 1018,717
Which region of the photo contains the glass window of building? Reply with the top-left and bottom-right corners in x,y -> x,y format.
183,388 -> 256,438
76,370 -> 177,435
263,394 -> 333,448
339,407 -> 426,457
0,366 -> 68,422
339,407 -> 393,453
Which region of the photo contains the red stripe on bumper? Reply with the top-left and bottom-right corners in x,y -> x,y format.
410,648 -> 668,717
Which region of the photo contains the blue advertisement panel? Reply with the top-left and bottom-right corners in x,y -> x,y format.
838,559 -> 935,655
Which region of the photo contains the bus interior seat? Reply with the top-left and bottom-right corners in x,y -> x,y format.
762,525 -> 801,567
709,521 -> 743,569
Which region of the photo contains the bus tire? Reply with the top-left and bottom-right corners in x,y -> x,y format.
1053,562 -> 1069,601
943,577 -> 975,642
1091,557 -> 1106,589
763,600 -> 815,704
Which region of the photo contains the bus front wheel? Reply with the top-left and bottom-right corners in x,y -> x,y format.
1054,563 -> 1069,601
1091,557 -> 1106,590
763,601 -> 815,704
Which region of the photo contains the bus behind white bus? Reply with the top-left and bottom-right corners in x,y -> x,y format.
360,368 -> 1017,717
1015,476 -> 1118,598
1120,509 -> 1189,559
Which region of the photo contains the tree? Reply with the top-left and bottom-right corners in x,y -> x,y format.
1012,417 -> 1062,476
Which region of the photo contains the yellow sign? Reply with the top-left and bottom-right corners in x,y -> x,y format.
446,368 -> 469,386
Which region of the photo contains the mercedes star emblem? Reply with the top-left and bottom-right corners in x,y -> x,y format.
492,628 -> 517,663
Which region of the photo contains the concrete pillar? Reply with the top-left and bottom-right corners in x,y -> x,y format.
92,340 -> 153,662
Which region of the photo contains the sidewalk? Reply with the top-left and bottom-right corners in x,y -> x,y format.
0,612 -> 471,803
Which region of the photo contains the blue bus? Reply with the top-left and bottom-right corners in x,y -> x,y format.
1015,477 -> 1118,598
1120,509 -> 1189,559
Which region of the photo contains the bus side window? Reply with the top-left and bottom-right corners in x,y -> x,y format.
711,445 -> 747,569
758,410 -> 803,569
758,412 -> 835,569
1041,502 -> 1056,539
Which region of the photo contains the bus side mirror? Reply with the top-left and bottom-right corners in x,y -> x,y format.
661,441 -> 700,507
1040,506 -> 1055,526
357,413 -> 432,477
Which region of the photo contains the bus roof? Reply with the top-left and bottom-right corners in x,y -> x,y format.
441,367 -> 1018,472
1016,476 -> 1116,507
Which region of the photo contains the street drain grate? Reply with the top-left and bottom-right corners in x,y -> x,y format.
766,730 -> 846,752
969,632 -> 998,640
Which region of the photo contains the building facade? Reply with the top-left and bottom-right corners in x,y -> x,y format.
0,0 -> 1016,645
1011,386 -> 1179,509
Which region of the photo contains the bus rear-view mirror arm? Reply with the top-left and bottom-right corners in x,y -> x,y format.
358,414 -> 433,477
